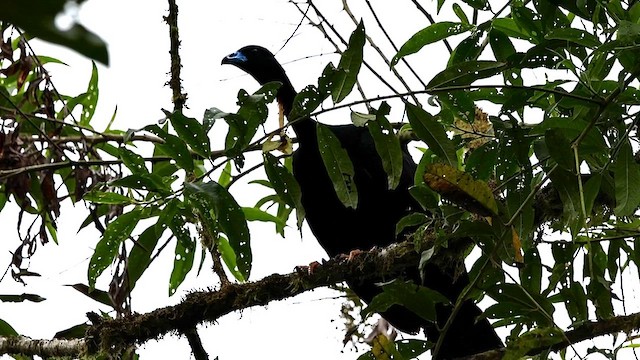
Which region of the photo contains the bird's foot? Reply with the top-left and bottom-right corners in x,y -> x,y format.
294,260 -> 322,275
335,249 -> 366,262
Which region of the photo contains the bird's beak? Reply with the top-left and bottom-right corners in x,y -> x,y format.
221,51 -> 247,65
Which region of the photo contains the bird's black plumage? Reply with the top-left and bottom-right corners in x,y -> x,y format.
222,45 -> 503,359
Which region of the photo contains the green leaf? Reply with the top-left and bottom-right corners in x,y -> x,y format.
545,129 -> 574,170
80,62 -> 99,125
119,147 -> 149,175
560,281 -> 588,324
614,140 -> 640,216
88,208 -> 143,290
83,191 -> 134,205
545,28 -> 601,48
185,181 -> 251,279
169,111 -> 211,158
128,212 -> 169,291
242,207 -> 286,228
168,213 -> 195,296
548,168 -> 583,235
424,163 -> 499,216
0,293 -> 45,303
427,60 -> 506,88
452,3 -> 470,24
54,323 -> 89,340
1,1 -> 109,64
263,153 -> 305,229
367,102 -> 403,189
363,280 -> 449,323
396,339 -> 431,359
217,235 -> 245,281
316,123 -> 358,208
145,124 -> 194,172
67,284 -> 111,307
405,103 -> 457,166
332,21 -> 365,103
0,319 -> 18,336
392,22 -> 474,66
218,162 -> 233,187
395,212 -> 429,237
110,173 -> 172,195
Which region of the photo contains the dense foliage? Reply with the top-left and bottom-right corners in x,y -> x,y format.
2,0 -> 640,358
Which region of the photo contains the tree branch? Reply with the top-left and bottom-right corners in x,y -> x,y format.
2,239 -> 640,358
0,336 -> 84,358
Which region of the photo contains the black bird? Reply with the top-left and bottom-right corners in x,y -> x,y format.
222,45 -> 503,359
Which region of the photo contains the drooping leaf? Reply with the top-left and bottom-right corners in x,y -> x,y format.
614,140 -> 640,216
545,129 -> 574,171
332,21 -> 365,103
184,181 -> 251,279
88,208 -> 143,289
217,235 -> 245,281
406,103 -> 457,166
316,123 -> 358,209
168,213 -> 195,296
263,153 -> 305,229
127,206 -> 170,291
367,102 -> 403,189
80,62 -> 99,125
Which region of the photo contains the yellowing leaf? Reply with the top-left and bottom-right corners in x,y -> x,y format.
424,163 -> 498,216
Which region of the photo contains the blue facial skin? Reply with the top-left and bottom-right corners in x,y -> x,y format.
225,51 -> 247,63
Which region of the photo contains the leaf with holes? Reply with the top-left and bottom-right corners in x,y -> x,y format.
614,140 -> 640,216
263,153 -> 304,229
88,208 -> 143,290
169,111 -> 211,158
145,124 -> 194,172
332,21 -> 365,103
423,163 -> 498,216
80,62 -> 99,125
367,102 -> 403,190
316,123 -> 358,209
168,213 -> 195,295
406,103 -> 457,166
392,22 -> 473,66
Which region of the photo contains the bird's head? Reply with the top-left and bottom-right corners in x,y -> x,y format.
222,45 -> 289,86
